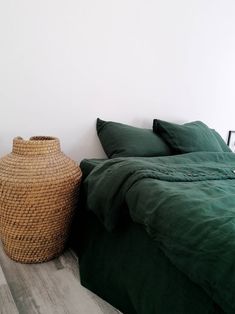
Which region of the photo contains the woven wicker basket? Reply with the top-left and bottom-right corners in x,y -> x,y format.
0,136 -> 82,263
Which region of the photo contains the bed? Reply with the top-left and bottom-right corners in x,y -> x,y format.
70,119 -> 234,314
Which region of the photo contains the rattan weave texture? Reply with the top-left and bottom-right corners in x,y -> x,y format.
0,136 -> 82,263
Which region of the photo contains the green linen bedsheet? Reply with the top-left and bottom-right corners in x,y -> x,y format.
84,152 -> 235,314
76,209 -> 222,314
72,158 -> 222,314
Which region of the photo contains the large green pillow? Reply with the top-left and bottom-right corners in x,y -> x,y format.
153,120 -> 225,153
97,118 -> 171,158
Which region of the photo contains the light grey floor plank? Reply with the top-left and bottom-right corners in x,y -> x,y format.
0,243 -> 121,314
0,266 -> 19,314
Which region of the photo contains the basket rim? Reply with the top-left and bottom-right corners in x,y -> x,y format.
14,136 -> 59,143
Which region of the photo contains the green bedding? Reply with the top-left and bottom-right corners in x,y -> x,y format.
85,152 -> 235,314
77,210 -> 222,314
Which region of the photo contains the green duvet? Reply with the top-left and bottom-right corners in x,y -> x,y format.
85,152 -> 235,314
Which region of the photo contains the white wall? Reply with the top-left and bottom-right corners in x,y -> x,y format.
1,0 -> 235,161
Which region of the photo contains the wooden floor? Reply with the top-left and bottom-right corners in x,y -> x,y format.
0,243 -> 121,314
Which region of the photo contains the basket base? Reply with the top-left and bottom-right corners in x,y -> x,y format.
2,243 -> 64,264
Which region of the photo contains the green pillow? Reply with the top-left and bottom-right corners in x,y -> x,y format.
153,120 -> 224,153
211,129 -> 232,152
97,118 -> 171,158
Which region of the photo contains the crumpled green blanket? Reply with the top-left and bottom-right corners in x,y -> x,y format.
85,152 -> 235,314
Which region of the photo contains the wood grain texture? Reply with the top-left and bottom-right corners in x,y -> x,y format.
0,243 -> 121,314
0,266 -> 19,314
